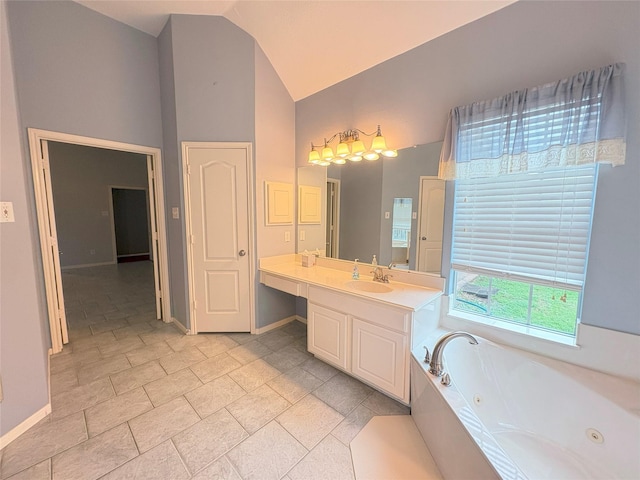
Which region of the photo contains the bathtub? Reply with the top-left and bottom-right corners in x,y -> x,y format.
411,334 -> 640,479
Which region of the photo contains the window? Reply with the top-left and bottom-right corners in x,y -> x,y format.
440,64 -> 625,340
450,165 -> 597,337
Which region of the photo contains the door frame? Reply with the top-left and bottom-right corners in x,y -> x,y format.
326,178 -> 340,259
182,141 -> 256,335
28,128 -> 172,353
108,186 -> 151,263
415,175 -> 445,274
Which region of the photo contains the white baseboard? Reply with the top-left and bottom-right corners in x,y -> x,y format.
295,315 -> 307,325
255,315 -> 300,335
171,317 -> 191,335
0,403 -> 51,450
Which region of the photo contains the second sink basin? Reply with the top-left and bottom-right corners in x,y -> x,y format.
345,280 -> 393,294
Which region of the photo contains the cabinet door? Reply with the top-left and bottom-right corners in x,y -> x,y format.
352,318 -> 407,401
308,303 -> 349,370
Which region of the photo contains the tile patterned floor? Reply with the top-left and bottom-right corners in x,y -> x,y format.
0,262 -> 409,480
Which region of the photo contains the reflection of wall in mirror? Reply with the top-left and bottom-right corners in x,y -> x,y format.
325,141 -> 443,270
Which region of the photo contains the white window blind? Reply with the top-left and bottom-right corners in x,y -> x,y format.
451,165 -> 597,290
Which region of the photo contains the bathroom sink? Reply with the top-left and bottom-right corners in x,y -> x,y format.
345,281 -> 393,294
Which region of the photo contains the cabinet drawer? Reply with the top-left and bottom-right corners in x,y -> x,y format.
261,272 -> 302,297
308,286 -> 409,333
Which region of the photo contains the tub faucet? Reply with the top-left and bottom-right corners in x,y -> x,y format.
428,331 -> 478,377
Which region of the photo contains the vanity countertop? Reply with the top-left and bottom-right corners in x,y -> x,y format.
259,254 -> 443,311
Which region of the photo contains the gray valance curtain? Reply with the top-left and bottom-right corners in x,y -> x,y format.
439,63 -> 626,180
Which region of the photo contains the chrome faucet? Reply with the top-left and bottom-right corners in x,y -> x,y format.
371,266 -> 392,283
428,331 -> 478,377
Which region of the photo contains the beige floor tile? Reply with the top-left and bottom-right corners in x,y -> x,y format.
128,396 -> 200,453
76,354 -> 131,385
143,368 -> 202,406
300,357 -> 339,382
71,331 -> 117,353
172,409 -> 248,474
125,341 -> 173,367
313,372 -> 373,416
190,352 -> 242,383
263,345 -> 311,372
185,375 -> 246,418
139,326 -> 182,346
277,394 -> 344,449
227,340 -> 272,364
51,377 -> 114,420
191,456 -> 241,480
0,412 -> 87,478
49,347 -> 102,375
361,390 -> 410,415
267,366 -> 324,404
288,434 -> 355,480
112,322 -> 155,339
281,320 -> 307,338
227,384 -> 290,434
3,459 -> 50,480
51,423 -> 138,480
109,360 -> 167,395
158,346 -> 207,374
226,332 -> 254,345
196,334 -> 239,358
331,404 -> 376,446
256,330 -> 295,351
228,358 -> 281,392
227,421 -> 307,480
85,387 -> 153,437
50,368 -> 79,397
100,440 -> 190,480
98,334 -> 145,357
90,318 -> 129,335
165,333 -> 209,352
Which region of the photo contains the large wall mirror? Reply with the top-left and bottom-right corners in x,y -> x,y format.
297,141 -> 445,275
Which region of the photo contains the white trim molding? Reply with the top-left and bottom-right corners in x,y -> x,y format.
0,403 -> 51,450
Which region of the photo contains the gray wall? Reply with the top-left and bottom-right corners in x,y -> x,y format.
3,0 -> 163,435
48,142 -> 148,268
380,142 -> 442,269
0,0 -> 50,436
296,1 -> 640,335
159,15 -> 257,329
336,159 -> 383,263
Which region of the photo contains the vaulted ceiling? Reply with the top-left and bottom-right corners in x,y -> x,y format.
76,1 -> 516,100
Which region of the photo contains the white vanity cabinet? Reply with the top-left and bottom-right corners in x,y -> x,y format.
307,285 -> 416,403
307,303 -> 349,370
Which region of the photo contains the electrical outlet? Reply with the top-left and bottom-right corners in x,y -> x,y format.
284,231 -> 291,242
172,207 -> 180,219
300,230 -> 306,241
0,202 -> 15,222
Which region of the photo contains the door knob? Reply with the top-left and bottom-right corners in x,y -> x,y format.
421,236 -> 427,240
239,250 -> 246,257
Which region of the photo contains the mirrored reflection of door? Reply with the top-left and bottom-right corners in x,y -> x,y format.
326,179 -> 340,258
391,198 -> 412,267
417,178 -> 445,274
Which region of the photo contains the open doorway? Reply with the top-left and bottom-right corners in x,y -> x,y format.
110,187 -> 151,263
28,129 -> 171,353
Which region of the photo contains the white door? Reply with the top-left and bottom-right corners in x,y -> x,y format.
184,143 -> 252,333
146,157 -> 163,319
417,177 -> 445,274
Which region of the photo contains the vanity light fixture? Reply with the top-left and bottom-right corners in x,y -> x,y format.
307,125 -> 398,166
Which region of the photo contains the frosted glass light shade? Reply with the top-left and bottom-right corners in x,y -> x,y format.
351,140 -> 366,156
363,151 -> 380,161
322,145 -> 334,161
336,142 -> 350,158
308,149 -> 321,164
382,149 -> 398,158
349,154 -> 363,162
371,134 -> 387,153
333,157 -> 346,165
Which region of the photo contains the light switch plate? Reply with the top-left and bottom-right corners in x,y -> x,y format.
284,231 -> 291,242
172,207 -> 180,219
0,202 -> 15,222
384,212 -> 390,219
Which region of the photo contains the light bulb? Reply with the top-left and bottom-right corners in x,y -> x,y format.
363,151 -> 380,161
349,154 -> 363,162
332,157 -> 346,165
381,149 -> 398,158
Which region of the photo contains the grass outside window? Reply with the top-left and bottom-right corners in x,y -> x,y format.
453,271 -> 579,336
